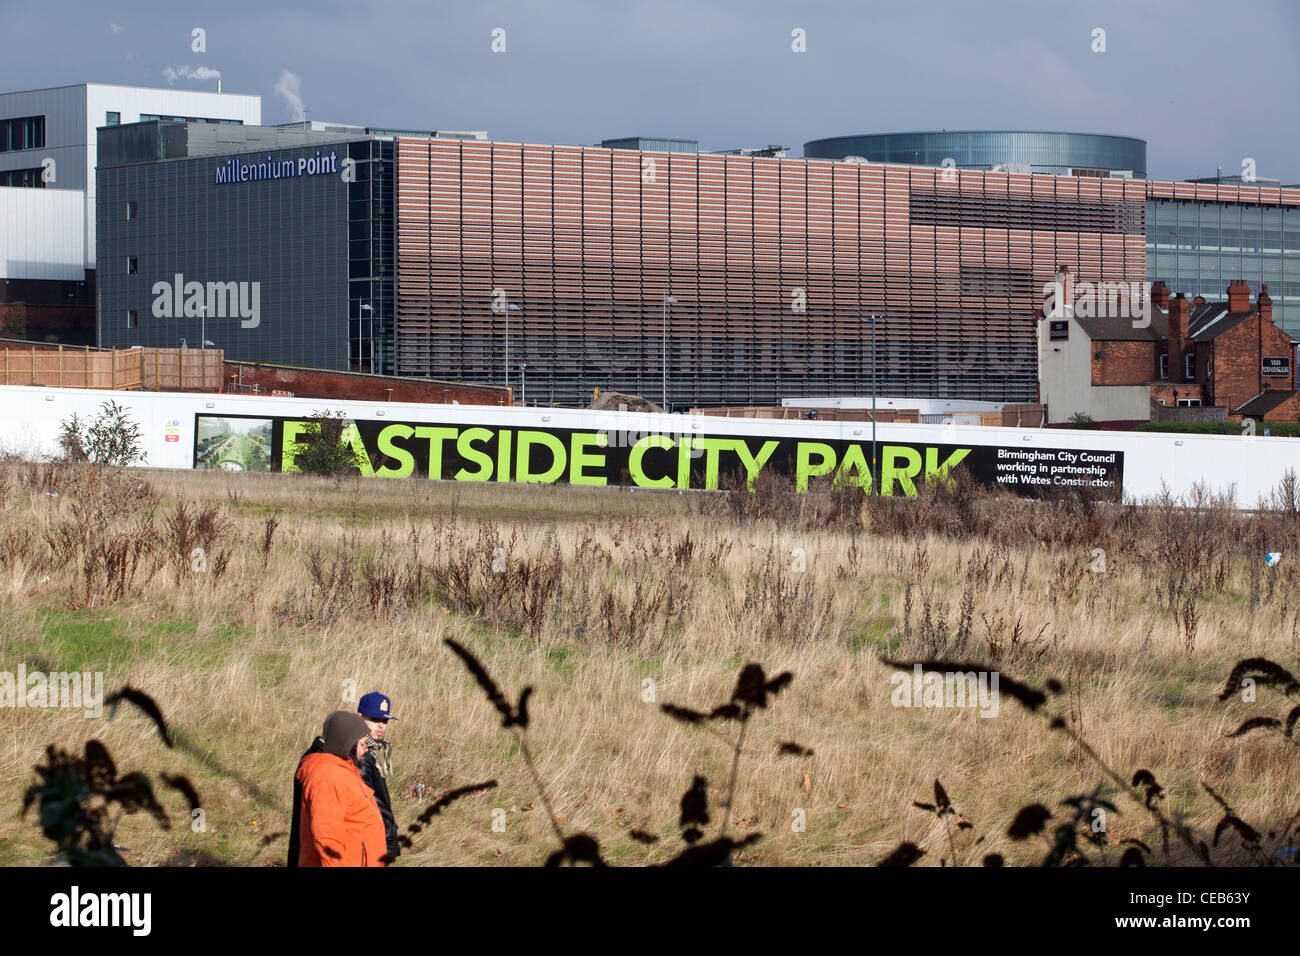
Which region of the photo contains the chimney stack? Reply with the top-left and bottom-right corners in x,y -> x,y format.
1150,280 -> 1170,309
1258,283 -> 1273,324
1228,279 -> 1252,313
1048,264 -> 1074,318
1168,293 -> 1189,382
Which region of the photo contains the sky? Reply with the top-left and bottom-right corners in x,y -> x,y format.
2,0 -> 1298,183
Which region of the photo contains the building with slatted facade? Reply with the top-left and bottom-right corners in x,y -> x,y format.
395,138 -> 1147,408
96,121 -> 1300,409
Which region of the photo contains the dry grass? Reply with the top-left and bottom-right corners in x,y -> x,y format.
2,461 -> 1300,866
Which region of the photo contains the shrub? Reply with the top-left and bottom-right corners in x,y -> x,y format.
290,410 -> 366,479
57,401 -> 147,467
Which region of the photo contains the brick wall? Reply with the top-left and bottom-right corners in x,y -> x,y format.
1212,317 -> 1295,410
1092,340 -> 1158,386
0,303 -> 95,345
1149,382 -> 1207,406
222,362 -> 511,405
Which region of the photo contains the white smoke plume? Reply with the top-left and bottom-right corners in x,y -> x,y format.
162,65 -> 222,85
274,69 -> 306,122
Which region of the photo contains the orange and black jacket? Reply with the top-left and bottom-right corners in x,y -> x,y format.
294,751 -> 389,867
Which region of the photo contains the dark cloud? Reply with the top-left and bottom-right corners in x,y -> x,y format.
3,0 -> 1297,182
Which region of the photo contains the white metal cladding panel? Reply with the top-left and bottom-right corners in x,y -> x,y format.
0,86 -> 88,198
0,85 -> 86,151
82,86 -> 260,269
0,186 -> 85,278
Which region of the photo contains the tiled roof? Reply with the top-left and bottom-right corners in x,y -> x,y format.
1234,390 -> 1297,417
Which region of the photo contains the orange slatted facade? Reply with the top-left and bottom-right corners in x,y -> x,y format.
396,139 -> 1147,407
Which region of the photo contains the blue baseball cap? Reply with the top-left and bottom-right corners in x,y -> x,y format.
358,692 -> 397,721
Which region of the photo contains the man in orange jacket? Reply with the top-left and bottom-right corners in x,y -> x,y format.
295,711 -> 389,867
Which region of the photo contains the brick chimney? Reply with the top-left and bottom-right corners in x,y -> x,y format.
1258,283 -> 1273,324
1227,279 -> 1251,313
1149,280 -> 1170,309
1048,264 -> 1074,318
1168,293 -> 1189,382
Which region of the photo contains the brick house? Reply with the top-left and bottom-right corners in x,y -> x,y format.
1040,272 -> 1299,423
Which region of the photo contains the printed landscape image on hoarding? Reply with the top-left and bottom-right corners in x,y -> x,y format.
195,416 -> 273,472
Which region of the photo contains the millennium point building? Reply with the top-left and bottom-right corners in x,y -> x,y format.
394,137 -> 1146,406
95,117 -> 1300,408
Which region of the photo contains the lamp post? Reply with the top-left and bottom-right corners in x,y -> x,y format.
359,302 -> 374,374
661,294 -> 677,410
519,362 -> 527,406
862,315 -> 883,494
501,303 -> 521,388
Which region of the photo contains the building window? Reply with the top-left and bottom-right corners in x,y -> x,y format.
1158,354 -> 1168,380
106,111 -> 120,126
0,115 -> 45,152
125,201 -> 137,220
126,310 -> 138,329
0,167 -> 44,188
126,257 -> 138,275
1184,353 -> 1195,380
1177,398 -> 1202,407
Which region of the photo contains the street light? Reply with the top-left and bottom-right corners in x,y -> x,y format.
519,362 -> 527,406
661,294 -> 678,410
498,302 -> 521,388
862,315 -> 884,494
359,302 -> 374,374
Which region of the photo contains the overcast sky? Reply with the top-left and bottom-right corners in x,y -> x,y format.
3,0 -> 1298,182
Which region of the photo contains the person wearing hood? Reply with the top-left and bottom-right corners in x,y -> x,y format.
292,711 -> 389,867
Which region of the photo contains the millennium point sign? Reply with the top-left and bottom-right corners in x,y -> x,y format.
214,149 -> 340,185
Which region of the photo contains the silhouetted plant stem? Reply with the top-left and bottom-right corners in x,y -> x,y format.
943,816 -> 958,866
516,730 -> 566,844
720,711 -> 749,836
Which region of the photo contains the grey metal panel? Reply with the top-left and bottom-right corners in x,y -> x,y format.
97,141 -> 355,370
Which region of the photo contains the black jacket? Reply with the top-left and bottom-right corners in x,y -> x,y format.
360,747 -> 400,862
286,736 -> 324,867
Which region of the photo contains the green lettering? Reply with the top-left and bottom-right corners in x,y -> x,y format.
455,427 -> 494,481
677,436 -> 693,489
413,426 -> 458,479
926,447 -> 971,487
630,434 -> 674,488
570,432 -> 608,486
881,445 -> 922,497
690,438 -> 736,490
516,430 -> 566,483
835,444 -> 873,490
795,442 -> 837,493
339,423 -> 374,477
733,439 -> 780,490
496,429 -> 512,482
375,424 -> 415,478
281,420 -> 307,473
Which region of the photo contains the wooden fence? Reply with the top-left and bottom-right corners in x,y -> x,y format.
141,348 -> 224,391
0,346 -> 224,391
